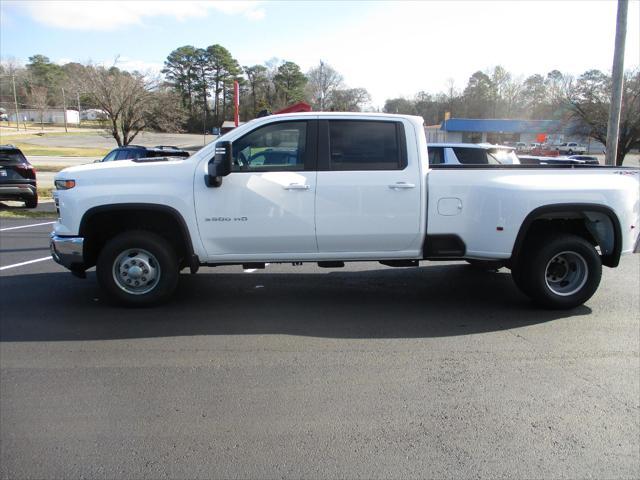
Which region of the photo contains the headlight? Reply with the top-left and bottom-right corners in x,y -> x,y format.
55,179 -> 76,190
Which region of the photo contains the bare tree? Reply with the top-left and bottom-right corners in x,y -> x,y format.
329,88 -> 371,111
29,85 -> 48,130
81,65 -> 155,146
563,69 -> 639,165
145,89 -> 188,133
306,61 -> 343,110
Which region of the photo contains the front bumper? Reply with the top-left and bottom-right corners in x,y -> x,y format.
50,234 -> 85,270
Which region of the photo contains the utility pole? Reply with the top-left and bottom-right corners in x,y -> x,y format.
61,87 -> 68,132
11,75 -> 20,131
76,91 -> 81,126
202,106 -> 207,146
605,0 -> 628,166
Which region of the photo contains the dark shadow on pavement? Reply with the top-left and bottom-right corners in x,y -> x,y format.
0,265 -> 591,342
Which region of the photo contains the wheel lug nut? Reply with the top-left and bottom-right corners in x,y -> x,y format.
142,277 -> 147,282
134,281 -> 139,286
143,269 -> 149,274
126,279 -> 131,284
122,271 -> 127,276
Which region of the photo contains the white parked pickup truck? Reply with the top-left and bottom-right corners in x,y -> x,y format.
557,142 -> 587,155
51,113 -> 640,309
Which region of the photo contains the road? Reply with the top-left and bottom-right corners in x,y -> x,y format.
0,218 -> 638,479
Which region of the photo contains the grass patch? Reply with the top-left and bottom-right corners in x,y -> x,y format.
0,131 -> 100,141
38,186 -> 54,199
0,208 -> 56,219
1,130 -> 110,157
9,142 -> 108,157
32,164 -> 73,172
1,122 -> 105,131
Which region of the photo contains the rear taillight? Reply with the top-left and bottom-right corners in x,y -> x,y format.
15,164 -> 36,179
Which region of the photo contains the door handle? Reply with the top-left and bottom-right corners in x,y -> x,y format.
284,183 -> 310,190
388,182 -> 415,189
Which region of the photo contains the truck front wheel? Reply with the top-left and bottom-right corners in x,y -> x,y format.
517,234 -> 602,309
96,230 -> 179,306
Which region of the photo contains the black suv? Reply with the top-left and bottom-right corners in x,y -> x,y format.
99,145 -> 190,162
0,145 -> 37,208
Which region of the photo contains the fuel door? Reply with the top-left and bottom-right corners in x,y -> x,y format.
437,197 -> 463,216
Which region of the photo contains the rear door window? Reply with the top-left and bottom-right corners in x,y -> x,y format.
328,120 -> 406,171
452,147 -> 495,165
428,147 -> 444,165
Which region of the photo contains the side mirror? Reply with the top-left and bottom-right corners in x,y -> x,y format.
206,141 -> 232,188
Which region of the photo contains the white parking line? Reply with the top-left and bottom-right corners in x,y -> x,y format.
0,221 -> 55,232
0,256 -> 52,271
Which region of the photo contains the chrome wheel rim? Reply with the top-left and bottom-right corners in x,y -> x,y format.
544,251 -> 588,296
112,248 -> 161,295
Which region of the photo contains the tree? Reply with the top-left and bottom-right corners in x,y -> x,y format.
145,88 -> 188,133
192,48 -> 212,118
306,61 -> 343,110
81,65 -> 155,146
463,71 -> 493,118
26,54 -> 65,105
502,76 -> 523,117
413,91 -> 447,125
564,69 -> 640,165
162,46 -> 199,112
244,64 -> 269,116
383,98 -> 417,115
274,61 -> 307,107
28,85 -> 48,129
329,88 -> 371,111
204,44 -> 242,123
521,74 -> 547,118
489,66 -> 510,117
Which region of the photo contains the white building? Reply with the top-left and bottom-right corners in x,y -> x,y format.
81,109 -> 107,120
9,109 -> 80,125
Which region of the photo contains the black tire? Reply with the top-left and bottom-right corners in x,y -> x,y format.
96,230 -> 179,307
519,234 -> 601,309
24,194 -> 38,209
465,259 -> 504,271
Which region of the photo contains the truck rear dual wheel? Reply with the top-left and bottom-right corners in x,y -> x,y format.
511,234 -> 602,309
96,230 -> 179,306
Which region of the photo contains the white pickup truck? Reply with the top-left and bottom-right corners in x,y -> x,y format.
557,142 -> 587,155
51,113 -> 640,309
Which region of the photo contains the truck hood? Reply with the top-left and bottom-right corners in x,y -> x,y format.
54,158 -> 187,180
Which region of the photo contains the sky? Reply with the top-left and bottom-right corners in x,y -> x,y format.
1,0 -> 639,108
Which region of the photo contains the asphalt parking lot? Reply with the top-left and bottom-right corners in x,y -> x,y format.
1,217 -> 638,479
